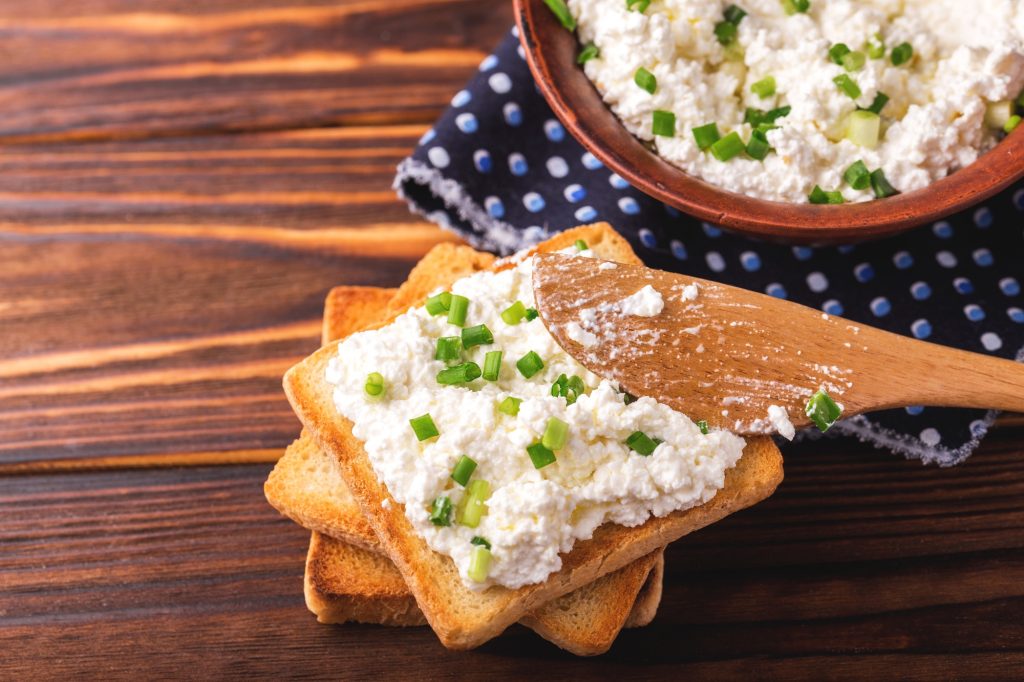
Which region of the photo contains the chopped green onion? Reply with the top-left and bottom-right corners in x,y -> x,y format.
865,33 -> 885,60
833,74 -> 861,100
710,131 -> 745,161
626,0 -> 651,12
470,536 -> 491,550
497,396 -> 522,416
447,294 -> 469,327
542,0 -> 576,30
623,392 -> 638,405
482,350 -> 503,381
524,307 -> 539,321
861,92 -> 889,115
808,186 -> 844,205
436,361 -> 481,385
746,129 -> 771,161
410,413 -> 438,441
826,190 -> 845,204
551,373 -> 585,404
985,100 -> 1014,130
843,160 -> 871,190
527,441 -> 557,469
890,42 -> 913,66
842,50 -> 866,72
805,389 -> 843,432
845,110 -> 880,148
751,76 -> 776,99
781,0 -> 810,15
1006,115 -> 1022,134
634,67 -> 657,94
428,495 -> 452,526
461,323 -> 493,349
435,336 -> 461,363
467,545 -> 491,583
714,21 -> 738,46
724,4 -> 747,24
364,372 -> 385,397
425,292 -> 452,316
652,110 -> 676,137
744,106 -> 791,127
626,430 -> 659,456
870,168 -> 899,198
516,351 -> 544,379
575,239 -> 589,251
450,455 -> 477,487
697,420 -> 709,434
541,417 -> 570,451
828,43 -> 851,65
692,122 -> 721,150
501,300 -> 527,325
578,43 -> 600,65
456,479 -> 491,528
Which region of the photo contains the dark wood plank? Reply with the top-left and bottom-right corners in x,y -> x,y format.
0,0 -> 512,141
3,438 -> 1023,679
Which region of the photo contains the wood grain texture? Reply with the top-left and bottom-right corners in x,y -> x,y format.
0,0 -> 512,142
3,434 -> 1024,679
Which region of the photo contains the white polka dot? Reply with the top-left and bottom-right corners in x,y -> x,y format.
706,251 -> 726,272
516,44 -> 526,60
981,332 -> 1003,351
450,90 -> 472,107
935,251 -> 958,268
488,72 -> 512,94
806,272 -> 829,293
546,156 -> 569,178
478,54 -> 498,71
427,147 -> 450,168
919,428 -> 941,447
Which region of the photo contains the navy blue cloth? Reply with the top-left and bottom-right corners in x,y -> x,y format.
395,29 -> 1024,466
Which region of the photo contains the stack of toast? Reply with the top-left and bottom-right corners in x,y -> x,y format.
265,223 -> 784,654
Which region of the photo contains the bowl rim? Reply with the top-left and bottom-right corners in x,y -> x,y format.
514,0 -> 1024,243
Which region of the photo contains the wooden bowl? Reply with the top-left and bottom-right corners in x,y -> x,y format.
514,0 -> 1024,244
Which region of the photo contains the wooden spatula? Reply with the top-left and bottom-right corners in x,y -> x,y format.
533,253 -> 1024,436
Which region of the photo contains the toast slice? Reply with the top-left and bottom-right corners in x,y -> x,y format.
283,223 -> 785,649
269,279 -> 666,654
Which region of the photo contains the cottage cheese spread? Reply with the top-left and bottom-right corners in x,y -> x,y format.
325,250 -> 745,589
569,0 -> 1024,202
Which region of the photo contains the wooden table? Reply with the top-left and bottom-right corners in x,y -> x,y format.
3,2 -> 1023,678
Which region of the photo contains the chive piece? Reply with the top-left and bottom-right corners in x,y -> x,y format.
410,413 -> 439,441
450,455 -> 477,487
805,389 -> 843,432
542,0 -> 576,30
652,110 -> 676,137
527,442 -> 557,469
435,336 -> 461,363
467,545 -> 491,583
697,420 -> 709,434
744,106 -> 791,127
626,0 -> 651,12
1006,115 -> 1022,134
865,33 -> 885,59
825,190 -> 845,204
828,43 -> 851,65
436,361 -> 481,385
470,536 -> 491,550
842,50 -> 866,72
497,396 -> 522,416
456,479 -> 491,528
425,291 -> 452,316
634,67 -> 657,94
714,20 -> 738,46
623,392 -> 638,405
833,74 -> 861,99
461,323 -> 493,349
625,430 -> 659,456
524,307 -> 539,321
723,4 -> 747,24
501,300 -> 527,325
842,161 -> 871,190
751,76 -> 776,99
862,92 -> 889,115
746,129 -> 771,161
482,350 -> 502,381
516,351 -> 544,378
577,43 -> 600,65
364,372 -> 385,397
541,417 -> 570,451
551,373 -> 586,404
781,0 -> 809,15
808,185 -> 830,204
575,238 -> 589,251
692,122 -> 721,150
890,42 -> 913,66
447,294 -> 469,326
710,131 -> 745,161
428,495 -> 452,526
870,169 -> 899,198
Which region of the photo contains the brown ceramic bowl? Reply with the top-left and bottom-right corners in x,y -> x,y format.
514,0 -> 1024,244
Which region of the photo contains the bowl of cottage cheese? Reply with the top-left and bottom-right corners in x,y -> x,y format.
516,0 -> 1024,242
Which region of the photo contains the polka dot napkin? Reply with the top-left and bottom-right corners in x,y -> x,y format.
394,29 -> 1024,466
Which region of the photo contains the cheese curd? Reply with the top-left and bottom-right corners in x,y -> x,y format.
569,0 -> 1024,203
326,251 -> 745,589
